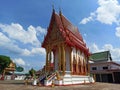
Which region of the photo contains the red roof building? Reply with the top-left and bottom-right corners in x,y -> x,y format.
41,9 -> 94,86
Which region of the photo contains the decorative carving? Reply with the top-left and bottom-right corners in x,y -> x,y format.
56,71 -> 61,80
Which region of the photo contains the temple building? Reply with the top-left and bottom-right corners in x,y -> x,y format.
40,9 -> 94,86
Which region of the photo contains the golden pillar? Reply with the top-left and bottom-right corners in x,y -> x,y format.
83,59 -> 86,75
76,51 -> 79,75
58,45 -> 61,71
49,50 -> 52,68
81,58 -> 83,75
87,57 -> 90,75
70,48 -> 72,74
45,49 -> 48,72
62,44 -> 66,75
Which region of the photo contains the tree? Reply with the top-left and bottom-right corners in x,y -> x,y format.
0,55 -> 12,74
29,68 -> 36,77
16,66 -> 24,72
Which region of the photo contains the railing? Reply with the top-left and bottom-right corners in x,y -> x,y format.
46,72 -> 56,82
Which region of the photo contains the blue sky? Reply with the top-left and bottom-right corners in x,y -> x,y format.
0,0 -> 120,72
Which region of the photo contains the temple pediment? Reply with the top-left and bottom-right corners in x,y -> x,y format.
43,23 -> 64,46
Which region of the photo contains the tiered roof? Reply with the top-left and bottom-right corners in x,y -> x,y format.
42,9 -> 90,56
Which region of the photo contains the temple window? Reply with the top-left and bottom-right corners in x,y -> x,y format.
92,67 -> 97,70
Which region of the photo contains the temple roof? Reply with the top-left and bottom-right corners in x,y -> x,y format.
42,9 -> 90,56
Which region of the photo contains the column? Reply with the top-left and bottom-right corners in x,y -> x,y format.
70,48 -> 72,74
112,73 -> 115,83
62,44 -> 66,75
48,50 -> 52,72
49,51 -> 51,63
45,49 -> 48,72
100,74 -> 102,82
93,74 -> 96,82
87,57 -> 90,75
53,51 -> 55,71
58,45 -> 61,71
49,50 -> 52,69
80,60 -> 82,75
81,59 -> 83,75
76,50 -> 79,75
76,61 -> 78,74
84,59 -> 87,75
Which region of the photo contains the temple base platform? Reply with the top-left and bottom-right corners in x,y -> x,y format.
44,71 -> 94,86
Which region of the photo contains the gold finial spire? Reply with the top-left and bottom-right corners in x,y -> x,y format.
52,4 -> 55,12
59,0 -> 62,15
59,7 -> 62,16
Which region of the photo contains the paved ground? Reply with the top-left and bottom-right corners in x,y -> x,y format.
0,80 -> 120,90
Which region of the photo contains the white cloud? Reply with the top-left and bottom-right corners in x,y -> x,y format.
80,16 -> 93,24
0,32 -> 24,54
80,0 -> 120,25
14,58 -> 26,66
0,23 -> 46,46
89,43 -> 100,53
116,26 -> 120,37
36,26 -> 46,35
90,43 -> 120,61
103,44 -> 113,50
0,32 -> 11,44
31,48 -> 46,55
0,23 -> 46,56
80,0 -> 120,40
96,0 -> 120,25
21,47 -> 45,56
103,44 -> 120,60
80,12 -> 95,24
0,31 -> 45,56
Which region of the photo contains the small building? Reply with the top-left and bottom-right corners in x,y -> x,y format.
3,61 -> 16,80
90,51 -> 120,83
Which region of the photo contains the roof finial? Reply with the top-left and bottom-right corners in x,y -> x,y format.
59,7 -> 62,15
52,4 -> 55,12
59,0 -> 62,15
